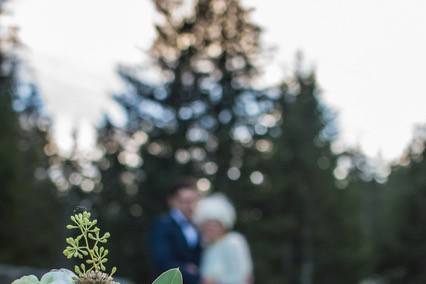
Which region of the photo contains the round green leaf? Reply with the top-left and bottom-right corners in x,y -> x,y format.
152,268 -> 182,284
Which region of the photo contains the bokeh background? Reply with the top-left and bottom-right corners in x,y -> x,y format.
1,0 -> 426,283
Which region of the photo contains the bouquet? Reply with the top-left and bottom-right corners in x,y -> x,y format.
12,211 -> 182,284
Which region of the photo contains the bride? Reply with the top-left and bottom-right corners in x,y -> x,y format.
193,193 -> 253,284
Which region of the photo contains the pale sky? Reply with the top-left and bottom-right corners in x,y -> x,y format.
5,0 -> 426,160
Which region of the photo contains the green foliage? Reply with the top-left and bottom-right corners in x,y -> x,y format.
373,127 -> 426,284
63,211 -> 117,278
230,72 -> 369,284
152,268 -> 183,284
0,1 -> 64,266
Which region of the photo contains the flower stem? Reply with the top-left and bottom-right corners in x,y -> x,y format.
79,222 -> 99,271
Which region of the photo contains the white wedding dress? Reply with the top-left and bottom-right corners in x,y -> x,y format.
200,232 -> 253,284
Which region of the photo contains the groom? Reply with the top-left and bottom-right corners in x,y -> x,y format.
150,179 -> 202,284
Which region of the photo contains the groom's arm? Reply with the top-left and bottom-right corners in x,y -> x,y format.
150,218 -> 199,283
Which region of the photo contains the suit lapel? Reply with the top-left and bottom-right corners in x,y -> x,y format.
170,214 -> 193,250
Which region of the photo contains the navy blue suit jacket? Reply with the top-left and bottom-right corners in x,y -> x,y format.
150,213 -> 202,284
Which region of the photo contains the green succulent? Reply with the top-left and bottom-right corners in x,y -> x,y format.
63,211 -> 117,279
12,269 -> 76,284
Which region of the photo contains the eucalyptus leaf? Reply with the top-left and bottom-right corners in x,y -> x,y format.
152,268 -> 183,284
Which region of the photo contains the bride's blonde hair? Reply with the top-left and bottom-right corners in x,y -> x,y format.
193,193 -> 236,229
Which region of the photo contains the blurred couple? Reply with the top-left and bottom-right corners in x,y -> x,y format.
150,179 -> 253,284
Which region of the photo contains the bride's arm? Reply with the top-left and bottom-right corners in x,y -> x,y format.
220,234 -> 253,284
202,278 -> 217,284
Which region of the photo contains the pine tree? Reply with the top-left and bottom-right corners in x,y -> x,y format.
0,40 -> 19,260
0,7 -> 63,267
94,0 -> 266,281
376,126 -> 426,284
93,118 -> 147,279
120,0 -> 264,191
8,87 -> 65,267
237,71 -> 368,284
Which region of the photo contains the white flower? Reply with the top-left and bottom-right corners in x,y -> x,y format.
12,269 -> 77,284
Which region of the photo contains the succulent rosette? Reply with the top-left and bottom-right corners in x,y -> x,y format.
12,269 -> 76,284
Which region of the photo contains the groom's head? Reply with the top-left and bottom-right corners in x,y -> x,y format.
168,179 -> 200,219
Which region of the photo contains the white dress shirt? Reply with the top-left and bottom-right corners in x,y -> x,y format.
170,209 -> 199,247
